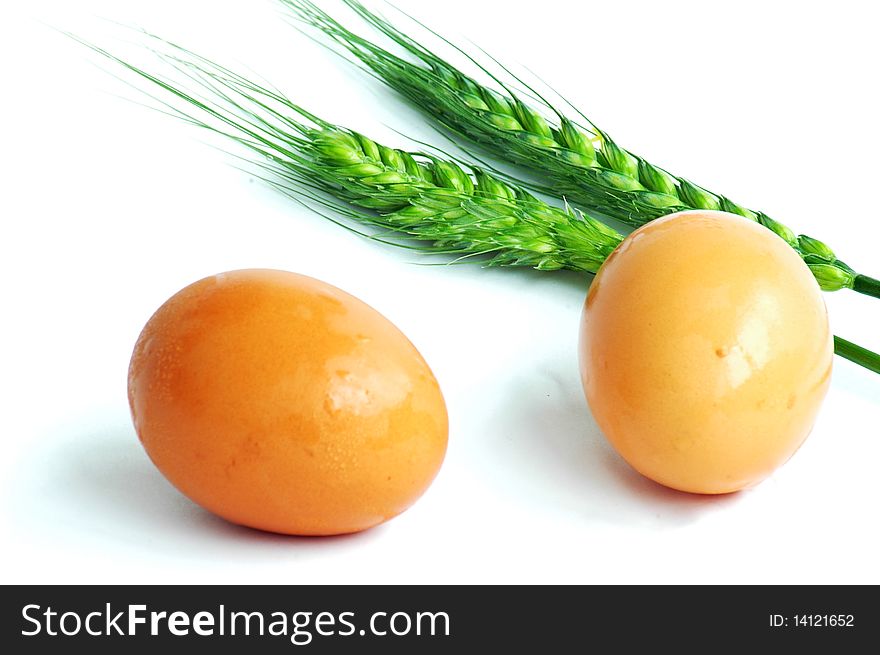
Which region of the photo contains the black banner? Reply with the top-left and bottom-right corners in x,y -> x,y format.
2,585 -> 875,652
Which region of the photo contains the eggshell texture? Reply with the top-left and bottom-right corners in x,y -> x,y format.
128,269 -> 448,535
579,211 -> 833,494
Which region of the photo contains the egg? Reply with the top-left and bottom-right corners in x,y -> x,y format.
128,269 -> 448,535
579,210 -> 833,494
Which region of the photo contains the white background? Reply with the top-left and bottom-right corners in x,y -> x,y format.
2,0 -> 878,584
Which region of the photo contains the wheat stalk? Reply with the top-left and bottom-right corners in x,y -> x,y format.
282,0 -> 880,300
77,36 -> 880,374
80,37 -> 622,274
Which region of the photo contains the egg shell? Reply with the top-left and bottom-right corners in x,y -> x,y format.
128,269 -> 448,535
579,211 -> 833,494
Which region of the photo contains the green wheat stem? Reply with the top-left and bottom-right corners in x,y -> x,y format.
834,336 -> 880,374
281,0 -> 877,300
853,275 -> 880,300
77,35 -> 879,375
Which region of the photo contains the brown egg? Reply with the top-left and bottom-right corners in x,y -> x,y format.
579,211 -> 833,494
128,269 -> 448,535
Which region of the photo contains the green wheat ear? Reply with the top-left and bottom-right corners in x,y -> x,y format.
75,34 -> 622,273
280,0 -> 880,301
